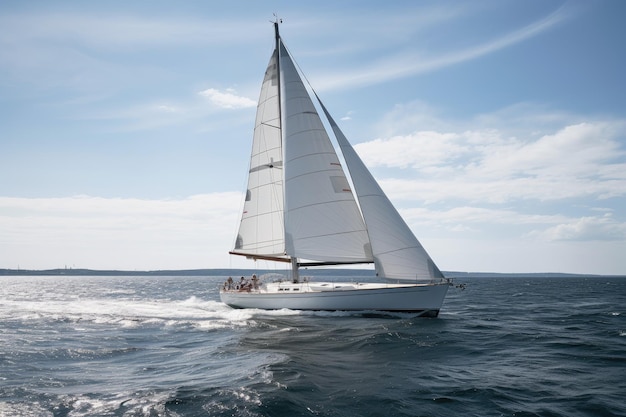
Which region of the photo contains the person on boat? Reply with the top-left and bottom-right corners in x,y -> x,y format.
251,274 -> 258,290
224,276 -> 233,290
238,276 -> 249,291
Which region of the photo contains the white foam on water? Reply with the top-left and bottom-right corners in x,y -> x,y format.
1,296 -> 282,331
0,402 -> 53,417
51,391 -> 175,417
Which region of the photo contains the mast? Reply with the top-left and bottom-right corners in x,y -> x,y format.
274,18 -> 280,45
274,17 -> 300,282
273,17 -> 282,131
273,18 -> 282,156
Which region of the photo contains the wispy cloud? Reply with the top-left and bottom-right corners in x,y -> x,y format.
0,11 -> 264,112
0,4 -> 574,96
315,5 -> 572,90
526,213 -> 626,242
64,88 -> 255,132
198,88 -> 256,109
0,13 -> 263,50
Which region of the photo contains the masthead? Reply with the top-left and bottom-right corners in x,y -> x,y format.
272,14 -> 282,39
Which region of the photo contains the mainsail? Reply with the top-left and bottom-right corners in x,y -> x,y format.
231,47 -> 285,260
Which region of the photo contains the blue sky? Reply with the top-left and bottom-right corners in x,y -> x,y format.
1,0 -> 625,274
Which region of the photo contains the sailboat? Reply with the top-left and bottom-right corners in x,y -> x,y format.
220,21 -> 450,316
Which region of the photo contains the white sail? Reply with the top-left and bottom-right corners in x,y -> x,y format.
231,48 -> 286,259
280,43 -> 372,263
318,100 -> 444,281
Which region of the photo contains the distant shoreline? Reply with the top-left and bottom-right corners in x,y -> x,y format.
1,268 -> 623,278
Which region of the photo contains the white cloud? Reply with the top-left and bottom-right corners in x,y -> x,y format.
527,213 -> 626,242
356,120 -> 626,204
405,206 -> 626,274
156,104 -> 178,113
349,110 -> 626,262
354,131 -> 465,170
71,92 -> 255,132
0,194 -> 244,270
475,122 -> 625,182
340,111 -> 355,121
199,88 -> 256,109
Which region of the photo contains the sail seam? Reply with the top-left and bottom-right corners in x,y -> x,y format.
294,229 -> 369,240
286,170 -> 344,182
288,200 -> 364,213
374,245 -> 425,256
285,152 -> 341,164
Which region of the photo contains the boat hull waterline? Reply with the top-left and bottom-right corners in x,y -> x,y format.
220,281 -> 449,316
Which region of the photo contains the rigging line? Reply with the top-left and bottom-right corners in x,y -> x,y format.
280,41 -> 320,100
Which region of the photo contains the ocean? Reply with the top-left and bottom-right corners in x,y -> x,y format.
0,275 -> 624,417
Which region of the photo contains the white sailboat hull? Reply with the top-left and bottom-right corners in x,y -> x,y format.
220,281 -> 449,317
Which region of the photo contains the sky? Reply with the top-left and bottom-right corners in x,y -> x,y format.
1,0 -> 625,275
